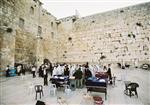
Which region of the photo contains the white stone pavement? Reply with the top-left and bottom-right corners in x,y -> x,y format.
0,67 -> 150,105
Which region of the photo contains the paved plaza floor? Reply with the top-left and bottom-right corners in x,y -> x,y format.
0,67 -> 150,105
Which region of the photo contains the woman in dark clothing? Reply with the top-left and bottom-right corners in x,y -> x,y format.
107,64 -> 112,84
84,62 -> 92,79
64,65 -> 70,76
85,68 -> 92,80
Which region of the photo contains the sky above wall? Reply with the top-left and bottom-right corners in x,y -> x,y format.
40,0 -> 150,19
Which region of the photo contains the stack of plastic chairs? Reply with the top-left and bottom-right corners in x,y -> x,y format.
64,85 -> 71,96
50,84 -> 57,96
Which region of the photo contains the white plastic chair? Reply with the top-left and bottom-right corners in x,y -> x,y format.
50,84 -> 57,96
27,82 -> 34,94
64,85 -> 71,96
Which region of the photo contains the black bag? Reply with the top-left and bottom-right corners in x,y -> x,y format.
36,100 -> 45,105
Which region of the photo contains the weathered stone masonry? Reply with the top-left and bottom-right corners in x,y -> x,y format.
57,3 -> 150,65
0,0 -> 150,74
0,0 -> 58,73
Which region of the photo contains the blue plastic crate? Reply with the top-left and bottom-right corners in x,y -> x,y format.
9,69 -> 16,77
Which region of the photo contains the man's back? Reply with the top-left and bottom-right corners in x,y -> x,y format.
74,69 -> 83,79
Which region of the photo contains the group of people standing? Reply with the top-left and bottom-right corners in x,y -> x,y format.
49,63 -> 92,88
51,62 -> 112,88
5,61 -> 112,87
30,62 -> 112,87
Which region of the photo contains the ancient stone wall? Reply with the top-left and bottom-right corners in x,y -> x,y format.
39,9 -> 58,63
0,0 -> 20,72
14,0 -> 58,66
0,0 -> 150,73
0,0 -> 58,72
57,3 -> 150,66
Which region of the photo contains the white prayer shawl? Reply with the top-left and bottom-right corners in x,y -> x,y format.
96,65 -> 101,72
52,67 -> 57,76
61,66 -> 65,74
57,66 -> 63,75
68,65 -> 71,70
70,65 -> 76,76
69,66 -> 72,76
93,65 -> 98,74
94,65 -> 98,72
89,65 -> 95,77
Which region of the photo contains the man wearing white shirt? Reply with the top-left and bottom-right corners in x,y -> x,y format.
70,65 -> 76,76
61,65 -> 65,75
57,65 -> 61,75
52,65 -> 58,76
31,65 -> 36,78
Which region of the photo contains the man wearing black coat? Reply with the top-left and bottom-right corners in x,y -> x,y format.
73,66 -> 83,88
107,64 -> 112,84
85,68 -> 92,80
64,65 -> 70,76
43,67 -> 48,86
